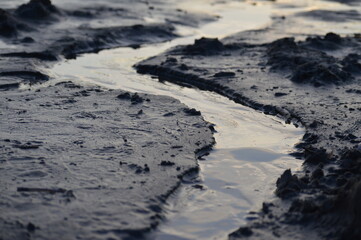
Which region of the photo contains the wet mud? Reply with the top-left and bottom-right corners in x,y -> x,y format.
0,0 -> 217,239
0,82 -> 214,240
1,0 -> 361,239
0,0 -> 215,89
135,2 -> 361,239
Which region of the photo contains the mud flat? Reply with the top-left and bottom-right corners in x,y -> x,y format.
0,0 -> 218,239
1,0 -> 361,239
135,1 -> 361,239
0,82 -> 215,240
0,0 -> 215,89
0,0 -> 280,239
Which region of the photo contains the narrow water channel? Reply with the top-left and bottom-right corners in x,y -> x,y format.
48,1 -> 304,239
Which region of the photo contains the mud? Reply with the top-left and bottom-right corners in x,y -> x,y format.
0,0 -> 215,89
0,1 -> 217,239
135,3 -> 361,238
1,0 -> 361,239
0,82 -> 214,240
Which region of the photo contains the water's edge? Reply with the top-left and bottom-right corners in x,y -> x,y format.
47,2 -> 304,239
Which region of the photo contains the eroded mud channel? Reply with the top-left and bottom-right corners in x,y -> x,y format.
50,13 -> 303,239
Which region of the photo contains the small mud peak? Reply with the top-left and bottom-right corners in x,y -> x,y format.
183,37 -> 224,55
267,37 -> 298,52
291,61 -> 352,86
275,169 -> 303,199
303,32 -> 345,50
324,32 -> 342,43
267,33 -> 361,86
15,0 -> 60,20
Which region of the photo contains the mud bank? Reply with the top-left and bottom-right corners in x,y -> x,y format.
0,1 -> 218,239
0,82 -> 214,239
135,7 -> 361,240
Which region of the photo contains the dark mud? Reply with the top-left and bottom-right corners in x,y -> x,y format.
2,0 -> 361,239
136,27 -> 361,240
296,10 -> 361,22
0,82 -> 214,240
0,1 -> 218,239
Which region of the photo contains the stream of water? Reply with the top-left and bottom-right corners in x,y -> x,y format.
48,1 -> 304,239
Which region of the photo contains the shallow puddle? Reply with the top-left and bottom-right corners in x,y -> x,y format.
49,1 -> 304,239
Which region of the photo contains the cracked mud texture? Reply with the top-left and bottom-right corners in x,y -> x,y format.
0,82 -> 214,240
0,0 -> 215,90
136,32 -> 361,239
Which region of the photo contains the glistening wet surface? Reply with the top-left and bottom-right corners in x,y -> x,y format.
48,1 -> 304,239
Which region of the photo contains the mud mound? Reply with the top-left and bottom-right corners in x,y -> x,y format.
267,33 -> 361,86
15,0 -> 60,20
183,37 -> 225,55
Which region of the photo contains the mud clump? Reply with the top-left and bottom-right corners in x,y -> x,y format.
291,61 -> 351,87
229,227 -> 253,239
159,161 -> 175,166
275,169 -> 304,199
183,37 -> 224,55
117,92 -> 144,104
183,108 -> 201,116
274,92 -> 287,97
267,33 -> 359,86
15,0 -> 60,20
303,32 -> 344,50
213,71 -> 236,78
